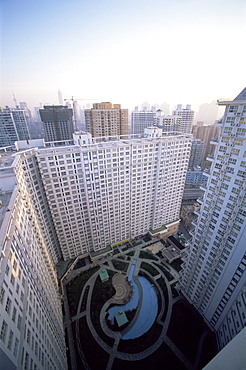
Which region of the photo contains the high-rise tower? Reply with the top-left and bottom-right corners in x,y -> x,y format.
0,107 -> 30,147
84,102 -> 128,138
172,104 -> 195,134
131,108 -> 156,135
39,105 -> 74,143
0,150 -> 67,369
180,88 -> 246,350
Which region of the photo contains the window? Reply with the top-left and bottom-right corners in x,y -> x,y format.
5,297 -> 11,314
0,320 -> 8,343
7,330 -> 13,350
17,315 -> 22,330
0,287 -> 5,304
12,306 -> 17,322
13,338 -> 19,357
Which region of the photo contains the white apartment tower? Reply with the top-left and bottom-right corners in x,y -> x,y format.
131,109 -> 156,135
0,151 -> 67,369
172,104 -> 195,134
154,110 -> 182,134
36,129 -> 191,260
180,88 -> 246,349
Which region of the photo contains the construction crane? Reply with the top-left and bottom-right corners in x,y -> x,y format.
64,97 -> 97,131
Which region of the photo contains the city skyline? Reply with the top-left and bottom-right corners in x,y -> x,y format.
1,0 -> 245,111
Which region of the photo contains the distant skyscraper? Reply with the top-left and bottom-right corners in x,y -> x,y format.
0,107 -> 30,147
154,110 -> 182,133
141,101 -> 150,111
188,139 -> 203,169
160,102 -> 170,115
172,104 -> 195,133
39,105 -> 74,143
58,90 -> 63,105
84,102 -> 128,138
180,88 -> 246,350
131,108 -> 156,135
196,100 -> 220,125
192,122 -> 221,169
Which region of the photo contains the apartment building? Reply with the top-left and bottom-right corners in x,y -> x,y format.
131,109 -> 156,135
0,151 -> 67,369
84,102 -> 128,138
180,88 -> 246,349
0,107 -> 30,147
39,105 -> 74,143
154,111 -> 182,134
192,122 -> 221,169
172,104 -> 195,134
188,139 -> 204,169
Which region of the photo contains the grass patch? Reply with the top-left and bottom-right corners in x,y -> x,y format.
132,240 -> 142,246
112,340 -> 186,370
167,300 -> 207,362
74,258 -> 86,269
66,266 -> 100,316
112,259 -> 128,272
80,285 -> 89,312
77,316 -> 110,368
139,250 -> 158,261
126,251 -> 134,256
197,331 -> 218,369
170,259 -> 183,272
113,248 -> 120,255
140,262 -> 159,276
154,262 -> 174,281
170,283 -> 179,298
90,271 -> 116,346
143,235 -> 151,242
117,321 -> 162,353
156,276 -> 169,323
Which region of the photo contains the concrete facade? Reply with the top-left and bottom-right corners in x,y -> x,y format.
84,102 -> 128,138
180,88 -> 246,350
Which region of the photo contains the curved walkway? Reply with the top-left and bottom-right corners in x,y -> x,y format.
63,240 -> 197,369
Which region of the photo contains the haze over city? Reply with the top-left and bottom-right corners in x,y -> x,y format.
1,0 -> 245,111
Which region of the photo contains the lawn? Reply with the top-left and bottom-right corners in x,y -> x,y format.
167,300 -> 207,362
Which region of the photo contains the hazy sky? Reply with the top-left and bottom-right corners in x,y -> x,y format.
1,0 -> 245,111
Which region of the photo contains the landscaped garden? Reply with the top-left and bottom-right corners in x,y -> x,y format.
64,238 -> 218,370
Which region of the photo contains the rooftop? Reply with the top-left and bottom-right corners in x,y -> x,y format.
115,310 -> 128,327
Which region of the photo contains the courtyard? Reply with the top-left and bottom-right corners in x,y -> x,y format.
62,237 -> 218,370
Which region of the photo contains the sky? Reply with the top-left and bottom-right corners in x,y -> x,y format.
0,0 -> 246,112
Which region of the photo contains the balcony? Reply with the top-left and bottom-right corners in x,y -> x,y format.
200,184 -> 207,192
197,197 -> 203,205
206,154 -> 214,162
210,138 -> 219,145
